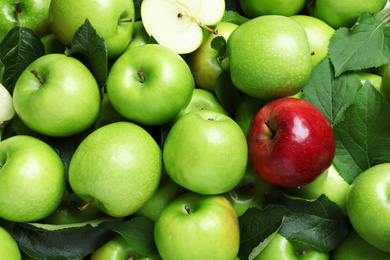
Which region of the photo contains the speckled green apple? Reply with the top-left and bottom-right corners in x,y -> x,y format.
49,0 -> 135,59
0,135 -> 65,222
239,0 -> 306,18
13,54 -> 101,137
227,15 -> 312,100
0,226 -> 21,260
68,122 -> 162,218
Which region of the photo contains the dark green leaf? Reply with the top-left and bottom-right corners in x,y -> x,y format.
238,205 -> 294,260
222,10 -> 249,25
134,0 -> 143,21
148,35 -> 158,44
333,80 -> 390,184
0,61 -> 4,84
214,70 -> 241,114
68,19 -> 108,91
328,12 -> 390,77
266,191 -> 349,252
224,0 -> 244,13
0,27 -> 45,94
12,219 -> 120,260
111,217 -> 158,256
376,7 -> 390,26
211,36 -> 227,57
302,56 -> 361,126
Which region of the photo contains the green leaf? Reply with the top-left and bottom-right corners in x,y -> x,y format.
111,217 -> 158,256
222,10 -> 249,25
0,27 -> 45,94
302,56 -> 362,126
238,205 -> 294,260
266,191 -> 349,252
333,80 -> 390,184
148,35 -> 159,44
68,19 -> 108,91
134,0 -> 143,21
211,36 -> 227,57
12,219 -> 120,260
214,70 -> 241,114
328,12 -> 390,77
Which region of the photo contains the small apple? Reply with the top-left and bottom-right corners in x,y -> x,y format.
254,232 -> 329,260
40,33 -> 66,54
308,0 -> 388,29
379,63 -> 390,101
125,21 -> 150,51
0,83 -> 15,139
186,22 -> 239,93
0,226 -> 21,260
239,0 -> 306,18
356,71 -> 382,92
346,163 -> 390,253
227,15 -> 312,100
247,97 -> 335,187
163,110 -> 248,195
12,54 -> 101,137
154,191 -> 240,260
0,0 -> 51,42
68,121 -> 162,218
290,15 -> 335,68
141,0 -> 225,54
49,0 -> 135,59
106,44 -> 194,126
0,135 -> 66,222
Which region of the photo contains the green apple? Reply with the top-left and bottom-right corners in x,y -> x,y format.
331,228 -> 390,259
141,0 -> 225,54
154,192 -> 240,260
282,163 -> 350,215
106,44 -> 194,126
0,226 -> 21,260
379,63 -> 390,101
308,0 -> 388,29
227,15 -> 312,100
375,63 -> 388,76
163,110 -> 248,195
0,0 -> 51,42
290,15 -> 335,68
186,22 -> 238,93
13,53 -> 101,137
254,233 -> 329,260
125,21 -> 150,51
93,93 -> 128,130
346,163 -> 390,252
40,33 -> 66,54
49,0 -> 135,59
68,121 -> 162,218
239,0 -> 306,18
0,135 -> 65,222
356,71 -> 382,92
0,83 -> 15,140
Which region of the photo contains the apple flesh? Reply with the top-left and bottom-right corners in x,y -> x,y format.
247,97 -> 335,187
0,83 -> 15,139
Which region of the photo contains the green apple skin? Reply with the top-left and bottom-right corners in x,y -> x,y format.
254,233 -> 329,260
380,63 -> 390,101
154,192 -> 240,260
68,122 -> 162,218
239,0 -> 306,18
49,0 -> 135,59
107,44 -> 194,126
227,15 -> 312,100
331,229 -> 390,260
282,163 -> 350,215
0,135 -> 65,222
346,163 -> 390,252
13,54 -> 101,137
356,72 -> 382,92
186,22 -> 239,93
0,226 -> 21,260
308,0 -> 388,29
290,15 -> 335,68
40,33 -> 66,54
163,110 -> 248,195
375,63 -> 388,76
0,0 -> 51,42
125,21 -> 150,51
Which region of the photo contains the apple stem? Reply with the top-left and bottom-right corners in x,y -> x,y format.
78,198 -> 95,211
264,120 -> 275,137
128,257 -> 134,260
311,51 -> 316,56
201,24 -> 218,35
14,1 -> 21,27
295,250 -> 307,256
137,70 -> 145,83
30,69 -> 45,85
184,204 -> 191,214
119,18 -> 133,23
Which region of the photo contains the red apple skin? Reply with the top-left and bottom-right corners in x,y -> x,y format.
247,97 -> 335,187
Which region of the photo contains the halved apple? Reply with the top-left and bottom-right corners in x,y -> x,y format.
0,83 -> 15,138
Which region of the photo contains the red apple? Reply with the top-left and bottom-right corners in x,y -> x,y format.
247,97 -> 335,187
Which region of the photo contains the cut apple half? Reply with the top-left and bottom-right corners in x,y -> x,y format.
0,83 -> 15,128
141,0 -> 225,54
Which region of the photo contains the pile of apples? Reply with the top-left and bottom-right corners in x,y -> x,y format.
1,0 -> 390,259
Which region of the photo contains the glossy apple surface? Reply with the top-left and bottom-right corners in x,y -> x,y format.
247,97 -> 335,187
13,54 -> 101,137
68,122 -> 162,218
154,192 -> 240,260
346,163 -> 390,252
0,226 -> 21,260
106,44 -> 194,126
163,110 -> 248,195
239,0 -> 306,18
227,15 -> 312,100
0,135 -> 65,222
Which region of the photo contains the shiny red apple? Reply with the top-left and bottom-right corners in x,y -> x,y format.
247,97 -> 335,187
